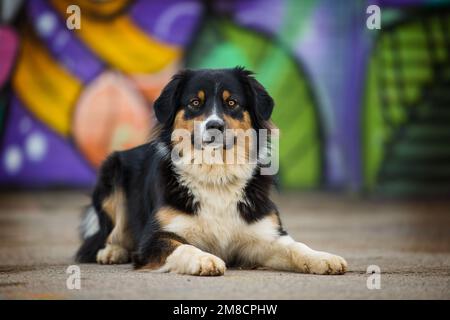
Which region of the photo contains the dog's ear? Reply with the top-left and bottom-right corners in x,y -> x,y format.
234,66 -> 274,121
154,70 -> 190,124
249,78 -> 274,120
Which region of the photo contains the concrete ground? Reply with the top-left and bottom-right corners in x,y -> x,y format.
0,190 -> 449,300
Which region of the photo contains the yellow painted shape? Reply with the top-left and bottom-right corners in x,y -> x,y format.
59,0 -> 130,17
51,0 -> 181,74
13,34 -> 81,136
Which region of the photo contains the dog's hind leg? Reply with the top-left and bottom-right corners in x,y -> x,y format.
96,188 -> 133,264
75,206 -> 112,263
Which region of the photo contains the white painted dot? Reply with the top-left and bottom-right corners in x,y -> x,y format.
25,132 -> 47,162
36,12 -> 56,36
19,117 -> 31,134
4,146 -> 22,175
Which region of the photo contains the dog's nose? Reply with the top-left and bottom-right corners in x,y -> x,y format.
205,119 -> 225,133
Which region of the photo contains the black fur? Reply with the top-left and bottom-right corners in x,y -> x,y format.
132,231 -> 187,268
234,67 -> 274,122
238,168 -> 277,223
153,70 -> 190,124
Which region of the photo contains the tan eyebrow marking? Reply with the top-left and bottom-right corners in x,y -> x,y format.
197,90 -> 205,102
222,90 -> 231,101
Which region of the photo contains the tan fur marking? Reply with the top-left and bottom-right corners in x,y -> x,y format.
268,212 -> 281,229
174,109 -> 192,132
222,90 -> 231,101
224,111 -> 252,131
102,190 -> 124,224
101,189 -> 133,250
198,90 -> 205,102
156,207 -> 185,227
173,110 -> 204,159
173,109 -> 205,132
223,111 -> 253,162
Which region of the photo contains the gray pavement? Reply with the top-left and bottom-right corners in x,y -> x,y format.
0,191 -> 449,299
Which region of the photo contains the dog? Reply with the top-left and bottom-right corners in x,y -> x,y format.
76,67 -> 347,276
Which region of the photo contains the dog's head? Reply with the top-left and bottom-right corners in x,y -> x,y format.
153,67 -> 274,150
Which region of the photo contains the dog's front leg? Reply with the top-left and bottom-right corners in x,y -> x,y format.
159,244 -> 226,276
259,235 -> 347,275
135,231 -> 226,276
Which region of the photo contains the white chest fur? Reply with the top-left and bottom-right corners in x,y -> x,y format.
163,163 -> 279,262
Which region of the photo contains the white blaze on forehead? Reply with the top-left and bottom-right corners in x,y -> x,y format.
197,82 -> 226,141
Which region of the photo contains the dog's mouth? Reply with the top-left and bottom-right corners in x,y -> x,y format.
192,131 -> 235,150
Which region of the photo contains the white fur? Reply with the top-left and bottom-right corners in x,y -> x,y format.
80,206 -> 99,239
261,237 -> 348,274
97,244 -> 129,264
165,156 -> 282,265
156,244 -> 226,276
200,113 -> 222,135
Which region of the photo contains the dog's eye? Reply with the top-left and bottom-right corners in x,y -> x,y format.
227,99 -> 238,108
189,99 -> 201,108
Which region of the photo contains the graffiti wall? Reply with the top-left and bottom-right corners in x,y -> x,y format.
0,0 -> 449,195
364,1 -> 450,196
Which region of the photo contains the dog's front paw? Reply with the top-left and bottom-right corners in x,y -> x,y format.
188,252 -> 226,276
288,243 -> 347,275
161,244 -> 226,276
304,252 -> 347,275
96,244 -> 129,264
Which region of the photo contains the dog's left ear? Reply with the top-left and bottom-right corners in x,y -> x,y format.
235,67 -> 274,120
154,70 -> 190,124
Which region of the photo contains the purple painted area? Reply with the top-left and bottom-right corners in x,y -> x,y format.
340,4 -> 372,190
294,0 -> 370,188
215,0 -> 285,35
0,27 -> 18,88
27,0 -> 103,83
0,97 -> 95,187
130,0 -> 203,46
294,1 -> 345,186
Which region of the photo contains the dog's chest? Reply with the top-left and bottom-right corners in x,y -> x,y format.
164,164 -> 278,261
167,184 -> 245,255
163,178 -> 273,261
166,193 -> 278,264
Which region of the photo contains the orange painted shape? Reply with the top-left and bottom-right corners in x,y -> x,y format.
72,71 -> 152,167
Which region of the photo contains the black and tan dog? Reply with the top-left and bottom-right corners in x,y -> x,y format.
76,67 -> 347,276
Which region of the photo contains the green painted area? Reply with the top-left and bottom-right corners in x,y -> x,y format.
363,55 -> 386,190
279,0 -> 316,47
187,19 -> 322,188
363,13 -> 450,195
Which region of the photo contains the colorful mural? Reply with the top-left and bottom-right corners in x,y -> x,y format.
363,4 -> 450,196
0,0 -> 325,189
0,0 -> 449,194
0,0 -> 199,187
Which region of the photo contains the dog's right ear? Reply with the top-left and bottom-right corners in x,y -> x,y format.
153,70 -> 190,124
234,66 -> 274,121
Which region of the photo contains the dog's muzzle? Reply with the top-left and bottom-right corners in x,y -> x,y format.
193,119 -> 234,150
